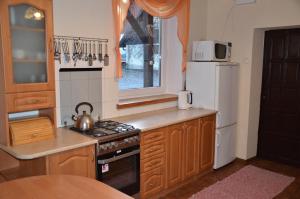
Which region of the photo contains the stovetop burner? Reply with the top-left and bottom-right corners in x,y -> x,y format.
70,120 -> 140,141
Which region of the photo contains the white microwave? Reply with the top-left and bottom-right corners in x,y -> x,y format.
192,40 -> 231,62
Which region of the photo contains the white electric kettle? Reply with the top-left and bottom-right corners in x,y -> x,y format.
178,90 -> 192,109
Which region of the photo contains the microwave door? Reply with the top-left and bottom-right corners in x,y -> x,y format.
215,43 -> 227,60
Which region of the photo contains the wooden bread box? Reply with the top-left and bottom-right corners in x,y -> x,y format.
9,117 -> 55,146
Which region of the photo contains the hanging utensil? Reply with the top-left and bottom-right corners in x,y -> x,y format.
88,41 -> 93,66
80,42 -> 84,60
54,39 -> 60,62
104,43 -> 109,66
92,42 -> 97,61
62,40 -> 70,63
72,40 -> 79,66
78,41 -> 82,60
58,40 -> 61,64
98,42 -> 103,62
84,41 -> 88,61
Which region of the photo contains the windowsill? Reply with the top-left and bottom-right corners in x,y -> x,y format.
116,94 -> 178,109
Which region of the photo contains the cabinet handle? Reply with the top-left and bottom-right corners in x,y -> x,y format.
28,99 -> 40,104
92,151 -> 95,162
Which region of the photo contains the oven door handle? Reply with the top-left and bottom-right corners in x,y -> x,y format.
97,149 -> 140,164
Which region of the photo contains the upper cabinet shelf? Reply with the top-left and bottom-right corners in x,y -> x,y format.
13,58 -> 46,64
11,25 -> 45,33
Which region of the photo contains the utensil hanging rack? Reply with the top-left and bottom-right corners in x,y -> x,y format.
53,35 -> 108,43
53,35 -> 109,68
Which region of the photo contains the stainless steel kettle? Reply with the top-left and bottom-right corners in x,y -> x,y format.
72,102 -> 94,131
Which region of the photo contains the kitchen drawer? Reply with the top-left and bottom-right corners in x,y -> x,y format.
141,140 -> 165,160
140,167 -> 165,199
141,153 -> 165,173
141,128 -> 165,146
6,91 -> 55,113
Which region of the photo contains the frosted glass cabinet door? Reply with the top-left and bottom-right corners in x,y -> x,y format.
9,4 -> 47,84
0,0 -> 54,93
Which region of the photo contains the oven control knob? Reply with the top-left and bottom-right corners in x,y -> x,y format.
124,138 -> 129,143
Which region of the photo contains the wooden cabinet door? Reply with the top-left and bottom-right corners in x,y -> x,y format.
0,0 -> 54,93
199,115 -> 216,171
47,145 -> 96,179
166,123 -> 183,188
182,120 -> 199,180
140,167 -> 164,199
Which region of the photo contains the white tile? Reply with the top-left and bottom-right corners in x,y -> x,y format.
60,80 -> 72,107
70,71 -> 89,80
88,71 -> 102,79
71,79 -> 89,106
88,79 -> 102,103
59,72 -> 71,81
90,102 -> 101,121
60,106 -> 74,127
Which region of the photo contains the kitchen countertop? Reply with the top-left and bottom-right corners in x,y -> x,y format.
0,107 -> 216,160
0,127 -> 98,160
112,107 -> 217,132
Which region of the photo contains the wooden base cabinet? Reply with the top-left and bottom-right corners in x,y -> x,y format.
16,145 -> 96,180
140,114 -> 216,199
166,123 -> 183,188
199,115 -> 216,172
182,120 -> 199,180
47,145 -> 96,178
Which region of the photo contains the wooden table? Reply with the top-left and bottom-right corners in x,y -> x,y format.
0,175 -> 133,199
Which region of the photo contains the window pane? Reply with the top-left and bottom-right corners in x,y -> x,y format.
119,3 -> 161,90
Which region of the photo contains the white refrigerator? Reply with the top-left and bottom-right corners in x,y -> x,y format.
186,62 -> 239,169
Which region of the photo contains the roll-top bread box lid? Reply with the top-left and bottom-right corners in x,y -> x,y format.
9,117 -> 55,146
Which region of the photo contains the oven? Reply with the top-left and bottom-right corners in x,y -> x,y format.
97,145 -> 140,196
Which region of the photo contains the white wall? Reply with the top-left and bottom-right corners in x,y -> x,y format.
205,0 -> 300,159
188,0 -> 207,60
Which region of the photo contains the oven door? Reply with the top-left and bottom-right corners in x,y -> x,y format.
97,145 -> 140,195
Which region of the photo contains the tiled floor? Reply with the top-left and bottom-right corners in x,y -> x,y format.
158,158 -> 300,199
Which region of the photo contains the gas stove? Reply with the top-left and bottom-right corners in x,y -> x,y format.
70,120 -> 141,155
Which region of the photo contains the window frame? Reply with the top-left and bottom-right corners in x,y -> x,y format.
118,19 -> 167,99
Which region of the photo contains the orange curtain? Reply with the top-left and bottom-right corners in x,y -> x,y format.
112,0 -> 130,78
112,0 -> 190,78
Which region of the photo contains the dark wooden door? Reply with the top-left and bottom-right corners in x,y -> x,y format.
258,29 -> 300,166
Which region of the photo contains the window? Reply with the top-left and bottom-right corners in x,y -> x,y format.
118,3 -> 162,93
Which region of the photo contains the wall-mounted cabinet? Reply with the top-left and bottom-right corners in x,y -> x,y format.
0,0 -> 54,93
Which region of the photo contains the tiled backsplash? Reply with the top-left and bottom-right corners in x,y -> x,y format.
58,71 -> 102,127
